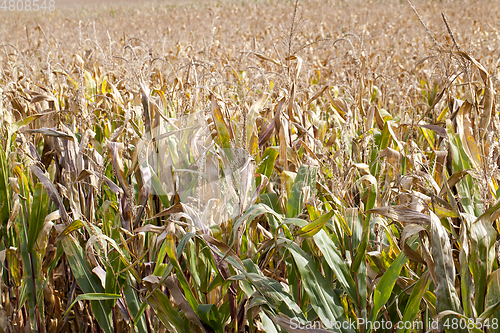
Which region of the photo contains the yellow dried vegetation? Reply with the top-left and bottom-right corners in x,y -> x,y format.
2,0 -> 500,332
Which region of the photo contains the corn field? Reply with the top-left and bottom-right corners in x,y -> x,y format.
2,0 -> 500,332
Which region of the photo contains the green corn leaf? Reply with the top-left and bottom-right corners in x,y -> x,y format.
430,211 -> 465,332
147,289 -> 186,331
0,149 -> 11,231
459,219 -> 475,319
27,183 -> 49,252
285,240 -> 355,332
484,269 -> 500,326
313,230 -> 357,307
11,113 -> 44,134
286,165 -> 317,218
396,271 -> 431,333
367,251 -> 407,331
61,234 -> 114,333
198,304 -> 223,333
243,272 -> 304,321
123,276 -> 149,333
259,193 -> 283,234
211,96 -> 232,149
296,210 -> 333,237
469,216 -> 496,315
260,310 -> 279,333
257,147 -> 279,179
63,293 -> 121,319
165,234 -> 199,310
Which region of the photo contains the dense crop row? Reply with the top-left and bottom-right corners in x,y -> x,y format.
2,0 -> 500,332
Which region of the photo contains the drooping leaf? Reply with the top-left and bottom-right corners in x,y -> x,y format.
430,211 -> 465,332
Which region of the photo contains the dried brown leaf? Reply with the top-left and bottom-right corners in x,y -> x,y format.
366,206 -> 430,225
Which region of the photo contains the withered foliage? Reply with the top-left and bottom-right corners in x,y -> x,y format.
2,0 -> 500,332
